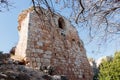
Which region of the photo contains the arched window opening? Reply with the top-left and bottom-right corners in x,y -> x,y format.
58,17 -> 65,29
72,39 -> 75,41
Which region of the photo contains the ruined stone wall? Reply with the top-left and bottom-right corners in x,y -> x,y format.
15,8 -> 93,80
15,11 -> 30,59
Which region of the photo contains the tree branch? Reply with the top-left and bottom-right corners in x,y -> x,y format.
44,0 -> 54,16
75,0 -> 85,23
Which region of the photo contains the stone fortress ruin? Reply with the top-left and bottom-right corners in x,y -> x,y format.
15,7 -> 93,80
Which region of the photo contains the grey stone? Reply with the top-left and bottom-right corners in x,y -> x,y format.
0,73 -> 7,78
15,73 -> 30,80
37,42 -> 43,46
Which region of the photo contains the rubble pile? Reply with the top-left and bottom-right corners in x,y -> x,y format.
0,53 -> 68,80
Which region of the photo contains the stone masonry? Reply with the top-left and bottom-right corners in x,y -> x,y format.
15,7 -> 93,80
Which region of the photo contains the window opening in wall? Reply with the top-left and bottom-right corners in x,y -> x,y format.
82,74 -> 85,79
54,53 -> 56,56
58,17 -> 65,29
72,39 -> 75,41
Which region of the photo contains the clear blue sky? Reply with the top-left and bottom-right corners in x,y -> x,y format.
0,1 -> 120,60
0,0 -> 31,52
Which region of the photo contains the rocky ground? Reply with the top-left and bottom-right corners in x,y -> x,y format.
0,53 -> 68,80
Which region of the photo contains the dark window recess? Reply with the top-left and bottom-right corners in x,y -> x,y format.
54,53 -> 56,56
63,55 -> 66,58
53,36 -> 55,39
61,32 -> 65,37
58,17 -> 65,29
82,74 -> 85,78
72,39 -> 75,41
78,41 -> 81,47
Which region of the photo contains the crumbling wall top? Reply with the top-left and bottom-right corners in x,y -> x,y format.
18,7 -> 34,31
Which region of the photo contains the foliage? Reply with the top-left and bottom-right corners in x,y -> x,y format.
99,51 -> 120,80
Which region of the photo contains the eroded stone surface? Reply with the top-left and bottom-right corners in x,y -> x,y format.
15,8 -> 93,80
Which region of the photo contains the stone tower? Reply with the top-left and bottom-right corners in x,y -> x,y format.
15,7 -> 93,80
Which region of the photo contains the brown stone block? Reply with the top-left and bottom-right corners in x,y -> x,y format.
32,62 -> 37,68
38,53 -> 43,58
35,45 -> 39,49
34,53 -> 38,58
30,53 -> 34,57
44,43 -> 50,47
42,46 -> 48,51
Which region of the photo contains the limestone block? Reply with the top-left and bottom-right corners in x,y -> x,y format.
35,49 -> 43,53
32,62 -> 37,67
37,41 -> 43,46
45,51 -> 52,55
37,62 -> 41,67
36,58 -> 40,63
31,58 -> 35,61
24,53 -> 29,58
78,75 -> 82,78
34,53 -> 38,57
44,54 -> 51,59
61,59 -> 66,63
40,58 -> 44,62
32,49 -> 36,52
43,59 -> 50,63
